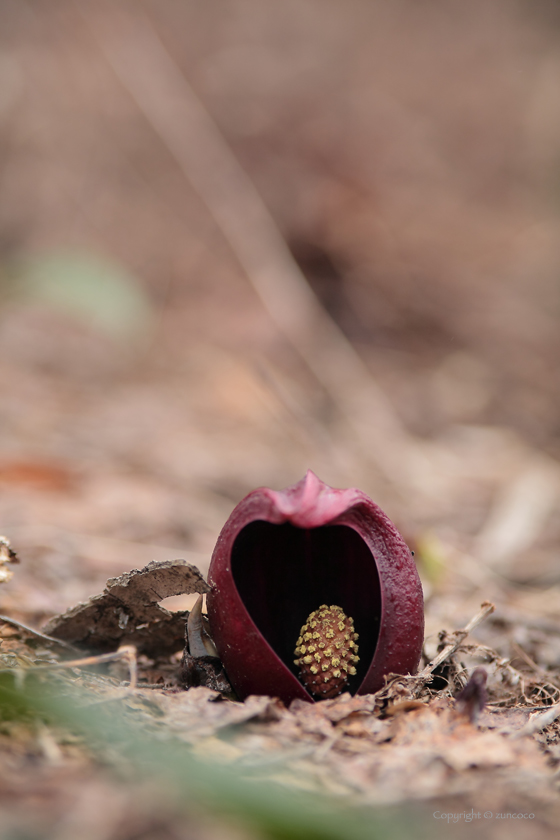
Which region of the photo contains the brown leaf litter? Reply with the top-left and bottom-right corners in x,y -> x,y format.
0,536 -> 19,584
1,561 -> 560,824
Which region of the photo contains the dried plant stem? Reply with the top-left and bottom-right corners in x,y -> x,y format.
512,703 -> 560,739
511,642 -> 548,677
0,615 -> 79,652
75,2 -> 421,486
0,645 -> 138,690
420,601 -> 495,677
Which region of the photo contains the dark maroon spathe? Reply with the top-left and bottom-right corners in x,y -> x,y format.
207,471 -> 424,703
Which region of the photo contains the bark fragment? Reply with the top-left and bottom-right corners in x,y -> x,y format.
43,559 -> 209,657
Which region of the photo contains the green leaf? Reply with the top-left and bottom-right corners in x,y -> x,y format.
8,251 -> 153,340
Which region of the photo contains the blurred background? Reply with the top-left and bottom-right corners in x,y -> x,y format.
3,2 -> 560,837
1,0 -> 560,645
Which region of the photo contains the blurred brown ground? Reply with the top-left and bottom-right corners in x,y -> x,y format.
1,1 -> 560,837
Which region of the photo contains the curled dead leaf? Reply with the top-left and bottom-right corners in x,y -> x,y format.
43,559 -> 209,657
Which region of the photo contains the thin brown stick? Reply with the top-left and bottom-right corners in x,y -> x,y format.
511,703 -> 560,739
75,2 -> 421,487
0,645 -> 138,690
420,601 -> 495,677
0,615 -> 79,652
510,642 -> 548,677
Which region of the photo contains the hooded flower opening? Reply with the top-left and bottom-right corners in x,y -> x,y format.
231,521 -> 381,691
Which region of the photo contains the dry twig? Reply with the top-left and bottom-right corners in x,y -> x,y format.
0,645 -> 138,690
511,703 -> 560,739
75,1 -> 422,488
0,615 -> 79,653
420,601 -> 495,677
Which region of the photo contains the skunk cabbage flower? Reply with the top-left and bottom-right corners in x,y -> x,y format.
207,471 -> 423,703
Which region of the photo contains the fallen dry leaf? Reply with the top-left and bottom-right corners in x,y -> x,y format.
43,560 -> 209,656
